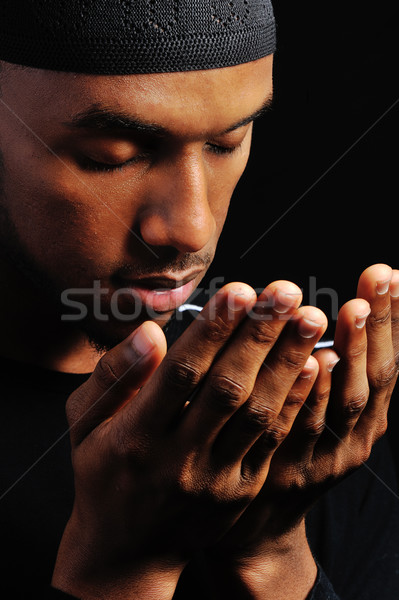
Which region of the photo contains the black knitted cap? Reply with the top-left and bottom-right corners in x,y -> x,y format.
0,1 -> 276,75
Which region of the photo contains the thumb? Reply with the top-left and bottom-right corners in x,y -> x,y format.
66,321 -> 167,444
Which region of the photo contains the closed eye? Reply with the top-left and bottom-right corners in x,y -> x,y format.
77,138 -> 243,173
206,142 -> 243,156
78,155 -> 145,173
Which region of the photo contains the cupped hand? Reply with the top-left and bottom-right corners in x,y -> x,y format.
211,264 -> 398,555
52,280 -> 327,599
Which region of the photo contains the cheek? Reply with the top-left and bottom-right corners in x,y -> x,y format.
2,154 -> 130,280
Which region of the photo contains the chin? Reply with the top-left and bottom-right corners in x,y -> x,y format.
80,311 -> 174,354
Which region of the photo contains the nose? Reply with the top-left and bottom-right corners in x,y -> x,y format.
138,151 -> 216,253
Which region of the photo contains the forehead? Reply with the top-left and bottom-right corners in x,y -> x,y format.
2,55 -> 273,135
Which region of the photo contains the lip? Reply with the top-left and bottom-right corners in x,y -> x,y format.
116,270 -> 202,313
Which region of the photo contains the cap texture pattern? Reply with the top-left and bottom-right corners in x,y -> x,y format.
0,0 -> 276,74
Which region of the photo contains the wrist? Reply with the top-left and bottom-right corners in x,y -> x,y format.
52,517 -> 186,600
205,520 -> 317,600
53,560 -> 183,600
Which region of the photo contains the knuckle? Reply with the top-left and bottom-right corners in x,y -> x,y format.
203,314 -> 231,344
360,447 -> 373,465
303,418 -> 326,438
176,468 -> 198,497
313,388 -> 331,406
285,391 -> 306,408
342,390 -> 369,419
246,320 -> 279,347
239,461 -> 266,489
376,416 -> 389,440
243,402 -> 279,434
345,340 -> 368,361
163,355 -> 203,390
328,451 -> 363,480
174,456 -> 209,498
207,373 -> 249,410
327,455 -> 344,480
369,358 -> 397,390
355,441 -> 373,466
261,425 -> 288,450
94,356 -> 120,389
367,304 -> 391,329
278,349 -> 306,373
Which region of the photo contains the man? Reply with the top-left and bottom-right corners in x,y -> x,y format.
0,2 -> 398,599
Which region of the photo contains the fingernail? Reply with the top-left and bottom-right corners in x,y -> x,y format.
376,279 -> 391,295
273,290 -> 302,314
355,310 -> 371,329
298,318 -> 323,339
132,326 -> 155,356
299,373 -> 313,380
228,288 -> 255,312
390,280 -> 399,298
299,365 -> 314,379
327,358 -> 341,372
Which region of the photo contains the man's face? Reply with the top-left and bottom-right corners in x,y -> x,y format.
0,55 -> 273,350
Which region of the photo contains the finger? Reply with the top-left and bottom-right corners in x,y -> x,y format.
133,283 -> 257,430
275,354 -> 321,432
179,281 -> 303,444
242,356 -> 320,476
357,263 -> 396,391
326,298 -> 370,440
389,269 -> 399,365
66,321 -> 167,444
288,349 -> 340,461
356,264 -> 397,432
213,306 -> 327,466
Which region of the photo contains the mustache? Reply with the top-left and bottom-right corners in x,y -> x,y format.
114,251 -> 213,279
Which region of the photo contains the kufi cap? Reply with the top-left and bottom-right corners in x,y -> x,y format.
0,0 -> 276,75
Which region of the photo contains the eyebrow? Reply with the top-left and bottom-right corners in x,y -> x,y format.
224,96 -> 273,133
64,94 -> 273,137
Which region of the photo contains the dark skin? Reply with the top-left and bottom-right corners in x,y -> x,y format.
0,57 -> 397,599
0,57 -> 273,372
52,267 -> 399,600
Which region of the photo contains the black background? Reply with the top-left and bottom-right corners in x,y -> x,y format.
202,1 -> 399,459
